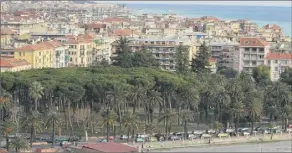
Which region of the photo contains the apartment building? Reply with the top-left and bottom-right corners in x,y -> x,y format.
239,37 -> 270,74
207,38 -> 240,70
92,37 -> 115,64
45,41 -> 69,68
259,24 -> 284,42
14,42 -> 56,69
265,53 -> 292,81
0,28 -> 15,48
0,57 -> 32,72
65,37 -> 93,67
242,21 -> 258,34
111,35 -> 199,71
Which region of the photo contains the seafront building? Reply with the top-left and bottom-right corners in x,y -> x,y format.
111,35 -> 200,71
238,37 -> 270,74
265,53 -> 292,81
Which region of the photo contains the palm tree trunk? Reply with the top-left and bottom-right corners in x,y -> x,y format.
127,128 -> 130,143
34,99 -> 37,111
30,125 -> 34,148
68,100 -> 74,135
284,118 -> 288,132
251,116 -> 254,135
52,121 -> 55,148
184,120 -> 187,140
5,135 -> 9,151
118,105 -> 122,133
106,108 -> 110,142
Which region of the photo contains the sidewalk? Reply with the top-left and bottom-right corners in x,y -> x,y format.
143,133 -> 292,151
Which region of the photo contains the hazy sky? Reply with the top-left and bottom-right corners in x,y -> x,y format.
97,1 -> 291,7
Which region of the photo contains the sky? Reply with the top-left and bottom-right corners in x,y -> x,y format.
96,1 -> 292,7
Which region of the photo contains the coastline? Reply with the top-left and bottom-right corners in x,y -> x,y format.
127,4 -> 292,37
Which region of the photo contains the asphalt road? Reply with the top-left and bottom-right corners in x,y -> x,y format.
159,141 -> 292,152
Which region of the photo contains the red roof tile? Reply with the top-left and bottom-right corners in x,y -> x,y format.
87,23 -> 106,29
263,24 -> 282,30
82,142 -> 137,153
1,28 -> 16,35
201,16 -> 220,22
112,29 -> 138,37
0,58 -> 31,68
240,37 -> 269,47
265,53 -> 292,60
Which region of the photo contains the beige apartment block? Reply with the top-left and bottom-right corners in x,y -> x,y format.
265,53 -> 292,81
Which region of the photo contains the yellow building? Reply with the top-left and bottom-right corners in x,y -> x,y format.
0,57 -> 32,72
65,35 -> 94,67
230,22 -> 240,33
0,28 -> 15,48
14,42 -> 56,69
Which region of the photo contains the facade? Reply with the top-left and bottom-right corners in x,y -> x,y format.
243,22 -> 258,34
208,58 -> 217,73
65,38 -> 93,67
0,28 -> 15,48
111,35 -> 200,71
0,57 -> 32,72
265,53 -> 292,81
13,42 -> 56,69
207,38 -> 240,70
259,24 -> 284,42
238,37 -> 270,74
45,41 -> 69,68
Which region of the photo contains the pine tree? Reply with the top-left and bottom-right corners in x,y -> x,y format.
111,37 -> 133,68
132,45 -> 158,67
191,42 -> 211,73
175,44 -> 189,73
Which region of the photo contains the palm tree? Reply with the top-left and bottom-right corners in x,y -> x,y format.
29,81 -> 44,111
127,87 -> 146,114
22,111 -> 44,148
122,112 -> 139,143
9,135 -> 30,153
0,120 -> 15,151
101,110 -> 117,142
158,109 -> 177,140
46,111 -> 61,147
180,110 -> 194,139
145,89 -> 163,123
244,89 -> 263,134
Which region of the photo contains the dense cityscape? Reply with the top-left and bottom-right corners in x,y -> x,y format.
0,1 -> 292,153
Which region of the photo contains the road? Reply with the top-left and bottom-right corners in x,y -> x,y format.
159,141 -> 292,152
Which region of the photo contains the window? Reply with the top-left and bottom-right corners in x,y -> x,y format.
275,67 -> 278,71
245,48 -> 250,51
268,60 -> 271,65
252,48 -> 257,51
151,41 -> 154,44
39,52 -> 41,56
275,60 -> 278,64
19,52 -> 21,56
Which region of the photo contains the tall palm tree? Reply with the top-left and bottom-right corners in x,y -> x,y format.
46,111 -> 61,147
22,111 -> 44,148
244,89 -> 263,134
122,112 -> 139,143
101,110 -> 117,142
145,124 -> 157,141
29,81 -> 44,111
158,109 -> 177,140
127,87 -> 146,114
145,89 -> 163,123
0,120 -> 15,151
180,110 -> 194,139
9,135 -> 30,153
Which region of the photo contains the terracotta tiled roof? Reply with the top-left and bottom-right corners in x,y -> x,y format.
0,149 -> 7,153
0,58 -> 31,68
265,53 -> 292,60
263,24 -> 282,30
240,37 -> 269,47
87,23 -> 106,29
209,58 -> 217,63
15,42 -> 56,52
102,17 -> 129,23
82,142 -> 137,153
112,29 -> 137,37
0,28 -> 16,35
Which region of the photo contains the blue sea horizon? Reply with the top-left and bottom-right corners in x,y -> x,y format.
127,4 -> 292,37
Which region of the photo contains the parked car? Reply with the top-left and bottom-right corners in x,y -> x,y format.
217,133 -> 229,137
208,129 -> 216,134
201,134 -> 212,138
120,135 -> 130,140
193,130 -> 204,135
168,135 -> 182,140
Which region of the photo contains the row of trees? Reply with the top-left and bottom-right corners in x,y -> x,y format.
1,37 -> 292,152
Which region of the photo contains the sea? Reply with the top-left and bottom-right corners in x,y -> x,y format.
126,4 -> 292,37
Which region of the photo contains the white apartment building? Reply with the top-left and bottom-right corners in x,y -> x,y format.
239,37 -> 270,74
111,35 -> 200,71
265,53 -> 292,81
